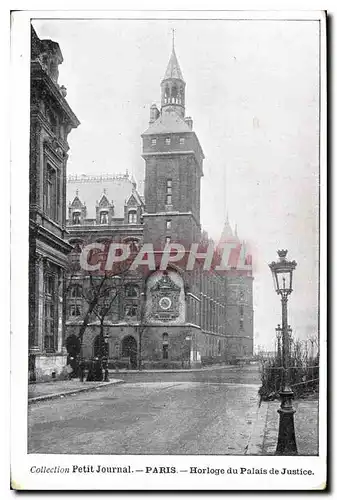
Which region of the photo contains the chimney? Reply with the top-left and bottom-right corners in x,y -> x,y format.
185,116 -> 193,130
149,103 -> 160,124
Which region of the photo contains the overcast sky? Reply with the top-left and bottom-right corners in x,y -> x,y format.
33,18 -> 320,350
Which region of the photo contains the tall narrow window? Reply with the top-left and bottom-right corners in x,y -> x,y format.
162,333 -> 169,359
240,318 -> 244,330
166,179 -> 172,205
72,211 -> 81,225
165,137 -> 171,145
100,211 -> 108,224
179,137 -> 185,145
151,138 -> 157,146
125,304 -> 138,318
128,210 -> 137,224
69,304 -> 82,317
166,220 -> 172,230
44,274 -> 56,352
70,284 -> 82,298
46,165 -> 57,221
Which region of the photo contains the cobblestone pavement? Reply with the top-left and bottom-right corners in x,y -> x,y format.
111,364 -> 262,385
261,398 -> 319,455
28,366 -> 262,455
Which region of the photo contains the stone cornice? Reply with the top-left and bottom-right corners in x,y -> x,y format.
30,219 -> 73,254
31,61 -> 80,128
31,111 -> 70,154
66,225 -> 144,234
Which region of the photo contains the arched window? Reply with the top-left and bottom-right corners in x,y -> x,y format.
128,210 -> 137,224
165,85 -> 170,104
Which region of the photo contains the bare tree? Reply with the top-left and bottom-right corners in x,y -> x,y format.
66,241 -> 135,361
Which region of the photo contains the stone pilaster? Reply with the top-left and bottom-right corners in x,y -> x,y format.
36,256 -> 45,352
57,268 -> 64,352
30,253 -> 44,353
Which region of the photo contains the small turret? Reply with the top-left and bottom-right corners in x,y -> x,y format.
160,33 -> 186,118
185,117 -> 193,130
149,103 -> 160,124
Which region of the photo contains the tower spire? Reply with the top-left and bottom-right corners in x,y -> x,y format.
160,35 -> 186,117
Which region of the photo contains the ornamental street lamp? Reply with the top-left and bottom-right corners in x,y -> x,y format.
269,249 -> 297,455
275,324 -> 282,366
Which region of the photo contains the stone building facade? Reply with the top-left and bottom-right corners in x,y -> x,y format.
29,26 -> 80,380
65,44 -> 253,369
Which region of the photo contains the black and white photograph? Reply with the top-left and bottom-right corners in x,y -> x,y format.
10,7 -> 327,491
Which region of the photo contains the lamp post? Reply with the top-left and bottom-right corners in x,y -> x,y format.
288,326 -> 293,357
275,324 -> 282,366
269,249 -> 298,455
103,333 -> 110,382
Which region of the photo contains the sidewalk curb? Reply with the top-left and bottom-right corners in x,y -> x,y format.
246,398 -> 269,455
108,364 -> 248,374
28,379 -> 124,405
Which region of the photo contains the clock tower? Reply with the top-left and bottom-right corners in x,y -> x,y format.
141,41 -> 204,248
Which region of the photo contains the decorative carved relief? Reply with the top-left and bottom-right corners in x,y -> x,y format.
149,274 -> 181,322
44,137 -> 64,158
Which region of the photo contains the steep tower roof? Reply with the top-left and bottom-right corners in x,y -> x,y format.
218,214 -> 240,246
142,110 -> 191,135
162,46 -> 184,82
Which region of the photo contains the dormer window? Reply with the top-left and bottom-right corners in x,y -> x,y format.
151,138 -> 157,146
100,211 -> 108,224
165,137 -> 171,145
72,211 -> 81,225
128,210 -> 137,224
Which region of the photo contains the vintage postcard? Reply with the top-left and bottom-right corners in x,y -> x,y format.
10,8 -> 327,491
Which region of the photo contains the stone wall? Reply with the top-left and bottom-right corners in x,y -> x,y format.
34,353 -> 68,381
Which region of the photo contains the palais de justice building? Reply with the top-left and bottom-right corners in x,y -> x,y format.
65,45 -> 254,369
29,27 -> 80,380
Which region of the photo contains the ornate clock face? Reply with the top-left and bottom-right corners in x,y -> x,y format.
159,296 -> 172,310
